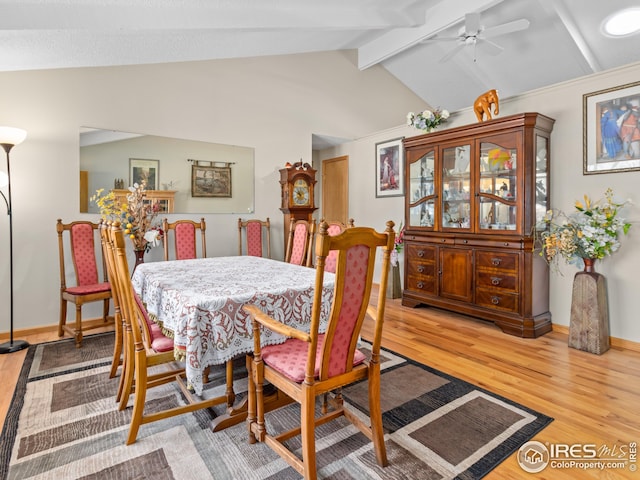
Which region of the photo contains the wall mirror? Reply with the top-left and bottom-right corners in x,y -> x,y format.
80,127 -> 255,214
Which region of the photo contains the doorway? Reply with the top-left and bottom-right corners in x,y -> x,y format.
321,155 -> 349,224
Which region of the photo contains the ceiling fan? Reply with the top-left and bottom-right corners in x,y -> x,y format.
431,12 -> 530,63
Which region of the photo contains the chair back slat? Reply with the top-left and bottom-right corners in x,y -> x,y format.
322,219 -> 354,274
246,222 -> 263,256
162,218 -> 206,261
325,243 -> 370,377
99,221 -> 122,320
70,223 -> 100,286
174,223 -> 196,259
309,220 -> 394,382
285,219 -> 315,266
110,223 -> 148,348
289,222 -> 308,265
238,217 -> 271,258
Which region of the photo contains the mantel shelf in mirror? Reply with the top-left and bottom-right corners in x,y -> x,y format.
112,189 -> 176,214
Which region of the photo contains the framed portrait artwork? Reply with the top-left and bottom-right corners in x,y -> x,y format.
375,137 -> 405,197
583,80 -> 640,174
191,164 -> 232,197
129,158 -> 159,190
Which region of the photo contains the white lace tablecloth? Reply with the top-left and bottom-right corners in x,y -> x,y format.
131,256 -> 335,395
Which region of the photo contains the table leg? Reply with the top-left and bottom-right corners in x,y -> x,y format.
225,360 -> 236,408
209,356 -> 293,432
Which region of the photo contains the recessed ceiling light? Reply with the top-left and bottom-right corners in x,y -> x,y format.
603,8 -> 640,36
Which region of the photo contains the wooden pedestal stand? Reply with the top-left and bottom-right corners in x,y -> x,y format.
568,259 -> 610,354
386,264 -> 402,299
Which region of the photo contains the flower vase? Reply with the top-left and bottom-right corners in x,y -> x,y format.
133,249 -> 146,272
386,264 -> 402,299
568,258 -> 610,354
582,257 -> 596,273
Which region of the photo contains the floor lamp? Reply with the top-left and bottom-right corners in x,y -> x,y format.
0,126 -> 29,354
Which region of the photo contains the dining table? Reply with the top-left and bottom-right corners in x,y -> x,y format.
131,255 -> 335,429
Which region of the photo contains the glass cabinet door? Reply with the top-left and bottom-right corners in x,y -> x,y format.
535,135 -> 549,228
441,144 -> 471,229
478,139 -> 518,232
408,149 -> 435,227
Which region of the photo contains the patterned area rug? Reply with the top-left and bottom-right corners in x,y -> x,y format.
0,334 -> 552,479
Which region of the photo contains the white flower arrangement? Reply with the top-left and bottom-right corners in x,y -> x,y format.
407,108 -> 450,133
536,188 -> 632,271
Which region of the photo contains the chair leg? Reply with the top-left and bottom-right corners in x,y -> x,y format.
118,327 -> 135,410
300,386 -> 318,480
74,304 -> 83,348
253,356 -> 266,443
109,311 -> 122,379
246,355 -> 257,444
58,298 -> 67,337
126,351 -> 147,445
369,369 -> 388,467
225,360 -> 235,408
103,298 -> 110,323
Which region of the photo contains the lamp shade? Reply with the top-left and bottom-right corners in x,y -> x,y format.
0,127 -> 27,146
0,170 -> 8,188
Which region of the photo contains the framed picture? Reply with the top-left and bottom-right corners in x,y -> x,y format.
129,158 -> 159,190
191,164 -> 232,197
375,137 -> 405,197
583,80 -> 640,174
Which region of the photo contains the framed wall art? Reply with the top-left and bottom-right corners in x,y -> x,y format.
375,137 -> 404,197
583,80 -> 640,174
129,158 -> 159,189
191,163 -> 232,197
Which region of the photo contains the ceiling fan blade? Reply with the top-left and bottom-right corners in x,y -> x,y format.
439,43 -> 466,63
429,35 -> 463,42
465,12 -> 481,34
481,18 -> 530,38
477,38 -> 504,56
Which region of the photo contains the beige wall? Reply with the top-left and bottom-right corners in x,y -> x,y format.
0,50 -> 426,334
1,47 -> 638,343
320,61 -> 640,343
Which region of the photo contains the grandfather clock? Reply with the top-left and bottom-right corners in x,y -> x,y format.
279,161 -> 317,250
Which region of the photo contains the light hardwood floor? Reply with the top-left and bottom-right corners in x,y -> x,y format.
1,296 -> 639,479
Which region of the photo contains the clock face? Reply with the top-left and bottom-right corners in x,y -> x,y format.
292,178 -> 310,206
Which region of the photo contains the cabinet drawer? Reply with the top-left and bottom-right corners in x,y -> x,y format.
476,271 -> 518,292
476,251 -> 518,271
406,244 -> 436,261
457,238 -> 522,249
408,262 -> 436,279
406,276 -> 436,295
475,289 -> 519,313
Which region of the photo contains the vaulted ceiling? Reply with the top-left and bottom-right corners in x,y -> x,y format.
2,0 -> 639,114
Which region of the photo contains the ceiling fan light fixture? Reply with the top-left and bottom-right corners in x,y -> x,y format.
603,8 -> 640,37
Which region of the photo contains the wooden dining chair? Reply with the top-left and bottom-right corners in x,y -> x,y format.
162,218 -> 207,261
98,221 -> 125,386
238,217 -> 271,258
109,222 -> 226,445
57,219 -> 113,348
321,218 -> 355,273
244,220 -> 395,480
284,219 -> 315,266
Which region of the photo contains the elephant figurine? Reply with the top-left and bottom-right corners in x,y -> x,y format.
473,89 -> 499,122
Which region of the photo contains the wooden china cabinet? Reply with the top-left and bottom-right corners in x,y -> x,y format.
402,113 -> 554,338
